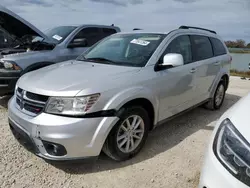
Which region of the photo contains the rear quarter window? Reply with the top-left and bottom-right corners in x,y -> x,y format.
210,37 -> 227,56
190,35 -> 213,61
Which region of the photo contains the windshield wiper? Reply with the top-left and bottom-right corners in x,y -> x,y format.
81,57 -> 116,64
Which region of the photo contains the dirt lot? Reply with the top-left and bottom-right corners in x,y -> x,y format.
0,76 -> 250,188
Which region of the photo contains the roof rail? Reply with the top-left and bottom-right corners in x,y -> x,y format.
179,25 -> 216,34
133,28 -> 142,31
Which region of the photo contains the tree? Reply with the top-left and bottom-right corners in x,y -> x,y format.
235,39 -> 246,48
225,39 -> 248,48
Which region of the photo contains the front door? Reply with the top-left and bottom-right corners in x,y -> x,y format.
61,27 -> 104,61
156,35 -> 198,121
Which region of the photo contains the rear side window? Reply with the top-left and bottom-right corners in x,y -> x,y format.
164,35 -> 192,64
103,28 -> 117,35
190,35 -> 213,61
210,38 -> 227,56
101,28 -> 117,39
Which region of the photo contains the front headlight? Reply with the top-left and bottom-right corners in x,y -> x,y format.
213,119 -> 250,186
45,94 -> 100,116
0,60 -> 21,70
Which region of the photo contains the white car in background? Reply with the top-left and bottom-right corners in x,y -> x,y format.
199,93 -> 250,188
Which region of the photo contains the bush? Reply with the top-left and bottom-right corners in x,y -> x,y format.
230,69 -> 250,78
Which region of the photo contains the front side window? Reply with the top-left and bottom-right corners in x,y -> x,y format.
73,27 -> 102,47
190,35 -> 213,61
163,35 -> 192,64
77,33 -> 166,67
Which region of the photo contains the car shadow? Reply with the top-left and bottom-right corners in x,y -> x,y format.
48,93 -> 241,174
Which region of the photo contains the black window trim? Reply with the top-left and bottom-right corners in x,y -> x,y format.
189,34 -> 214,62
208,37 -> 215,57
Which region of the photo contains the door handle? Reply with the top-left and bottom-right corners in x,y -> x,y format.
214,62 -> 221,66
190,68 -> 197,73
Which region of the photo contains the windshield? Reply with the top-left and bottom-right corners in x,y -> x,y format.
78,33 -> 166,67
44,26 -> 77,44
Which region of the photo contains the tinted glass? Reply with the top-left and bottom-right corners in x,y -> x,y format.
210,37 -> 227,56
164,35 -> 192,64
45,26 -> 77,44
190,35 -> 213,61
103,28 -> 117,35
74,27 -> 102,46
78,33 -> 166,67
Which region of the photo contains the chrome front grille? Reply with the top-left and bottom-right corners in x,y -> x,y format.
16,87 -> 49,116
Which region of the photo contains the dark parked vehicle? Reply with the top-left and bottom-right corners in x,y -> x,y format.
0,5 -> 120,95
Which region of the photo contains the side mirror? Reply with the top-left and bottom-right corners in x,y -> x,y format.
156,53 -> 184,71
162,53 -> 184,67
68,38 -> 88,48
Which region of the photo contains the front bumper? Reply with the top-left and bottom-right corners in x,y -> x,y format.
8,97 -> 119,160
199,143 -> 248,188
0,69 -> 21,95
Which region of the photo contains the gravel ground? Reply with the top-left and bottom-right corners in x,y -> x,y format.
0,76 -> 250,188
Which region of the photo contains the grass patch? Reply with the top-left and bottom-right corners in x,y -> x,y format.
229,49 -> 250,54
230,69 -> 250,78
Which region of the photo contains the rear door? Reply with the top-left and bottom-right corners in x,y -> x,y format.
190,35 -> 216,101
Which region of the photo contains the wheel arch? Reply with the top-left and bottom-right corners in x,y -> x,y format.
210,70 -> 230,98
103,87 -> 159,128
117,98 -> 155,131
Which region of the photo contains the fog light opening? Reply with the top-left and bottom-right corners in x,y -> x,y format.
42,141 -> 67,156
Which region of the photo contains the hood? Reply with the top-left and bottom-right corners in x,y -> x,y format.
0,5 -> 52,43
225,93 -> 250,142
2,50 -> 50,61
17,60 -> 141,96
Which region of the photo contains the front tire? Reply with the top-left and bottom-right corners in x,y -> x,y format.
205,81 -> 226,110
103,106 -> 150,161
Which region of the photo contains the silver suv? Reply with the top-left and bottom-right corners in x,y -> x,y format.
8,26 -> 231,161
0,5 -> 120,95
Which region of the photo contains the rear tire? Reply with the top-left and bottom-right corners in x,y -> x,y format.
102,106 -> 150,161
205,81 -> 226,110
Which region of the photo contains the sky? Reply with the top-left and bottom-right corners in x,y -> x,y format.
1,0 -> 250,42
